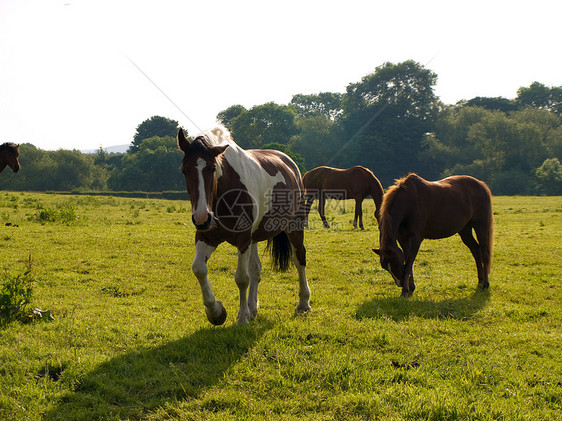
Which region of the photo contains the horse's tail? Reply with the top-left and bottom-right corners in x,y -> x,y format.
481,185 -> 494,273
267,231 -> 292,272
370,176 -> 385,223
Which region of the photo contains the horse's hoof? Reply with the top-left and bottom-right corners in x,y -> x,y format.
295,303 -> 311,314
478,281 -> 490,290
400,291 -> 413,298
206,301 -> 227,326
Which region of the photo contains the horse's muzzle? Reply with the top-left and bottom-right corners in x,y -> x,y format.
192,214 -> 213,231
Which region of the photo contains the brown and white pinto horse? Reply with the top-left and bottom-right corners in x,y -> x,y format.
303,166 -> 384,230
373,173 -> 493,297
0,143 -> 20,173
177,126 -> 311,325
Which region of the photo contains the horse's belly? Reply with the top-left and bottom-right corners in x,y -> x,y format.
423,219 -> 470,239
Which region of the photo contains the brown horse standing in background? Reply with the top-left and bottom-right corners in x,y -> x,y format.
303,166 -> 384,230
373,173 -> 493,297
0,143 -> 20,173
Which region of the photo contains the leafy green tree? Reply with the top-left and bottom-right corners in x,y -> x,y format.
130,116 -> 180,153
290,92 -> 343,121
289,115 -> 344,170
423,106 -> 506,180
217,105 -> 246,129
230,102 -> 298,149
448,111 -> 545,194
48,149 -> 102,191
516,82 -> 562,116
1,145 -> 107,191
535,158 -> 562,195
464,96 -> 519,113
260,142 -> 305,174
340,60 -> 439,185
545,126 -> 562,162
108,136 -> 183,191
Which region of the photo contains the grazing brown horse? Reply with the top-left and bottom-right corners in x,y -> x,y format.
0,143 -> 20,173
302,166 -> 384,230
177,126 -> 311,325
373,173 -> 493,297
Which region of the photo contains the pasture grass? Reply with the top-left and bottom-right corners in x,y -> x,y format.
0,192 -> 560,420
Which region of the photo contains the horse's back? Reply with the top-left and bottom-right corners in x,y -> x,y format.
303,165 -> 374,194
302,166 -> 333,190
438,176 -> 492,213
391,174 -> 491,239
248,149 -> 303,186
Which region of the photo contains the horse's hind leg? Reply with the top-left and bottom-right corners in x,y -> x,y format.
304,192 -> 315,229
248,243 -> 261,319
354,198 -> 365,230
318,194 -> 330,229
458,225 -> 487,289
287,230 -> 311,313
192,241 -> 227,325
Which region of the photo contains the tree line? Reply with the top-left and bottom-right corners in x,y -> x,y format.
2,61 -> 561,195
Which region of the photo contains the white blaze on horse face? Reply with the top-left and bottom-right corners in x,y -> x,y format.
193,157 -> 210,225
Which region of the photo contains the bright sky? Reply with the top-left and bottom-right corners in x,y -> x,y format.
0,0 -> 561,151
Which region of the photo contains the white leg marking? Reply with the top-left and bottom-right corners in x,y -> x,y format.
192,241 -> 223,322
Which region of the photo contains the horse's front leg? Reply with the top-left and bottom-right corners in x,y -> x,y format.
192,241 -> 227,325
235,246 -> 252,325
247,243 -> 261,320
400,237 -> 421,297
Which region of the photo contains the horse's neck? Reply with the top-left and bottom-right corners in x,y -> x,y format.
369,178 -> 383,206
380,190 -> 407,248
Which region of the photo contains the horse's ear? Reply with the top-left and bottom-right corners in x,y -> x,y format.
211,144 -> 229,157
372,248 -> 381,255
177,128 -> 190,152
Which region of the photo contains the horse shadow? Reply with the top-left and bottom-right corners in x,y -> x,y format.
43,319 -> 273,420
356,289 -> 491,321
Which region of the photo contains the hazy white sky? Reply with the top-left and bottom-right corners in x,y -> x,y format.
0,0 -> 560,151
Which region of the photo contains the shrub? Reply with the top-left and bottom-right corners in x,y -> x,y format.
0,255 -> 35,324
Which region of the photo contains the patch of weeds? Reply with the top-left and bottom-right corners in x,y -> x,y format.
29,204 -> 85,225
0,254 -> 53,325
101,285 -> 146,298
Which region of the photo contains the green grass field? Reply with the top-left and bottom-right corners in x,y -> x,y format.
0,192 -> 560,420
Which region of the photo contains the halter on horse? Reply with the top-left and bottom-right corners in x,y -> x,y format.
178,126 -> 311,325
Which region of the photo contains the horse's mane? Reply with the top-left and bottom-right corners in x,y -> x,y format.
197,126 -> 234,148
0,143 -> 18,152
379,173 -> 419,246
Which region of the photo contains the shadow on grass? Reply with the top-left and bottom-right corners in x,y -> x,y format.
356,290 -> 491,321
43,319 -> 273,421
